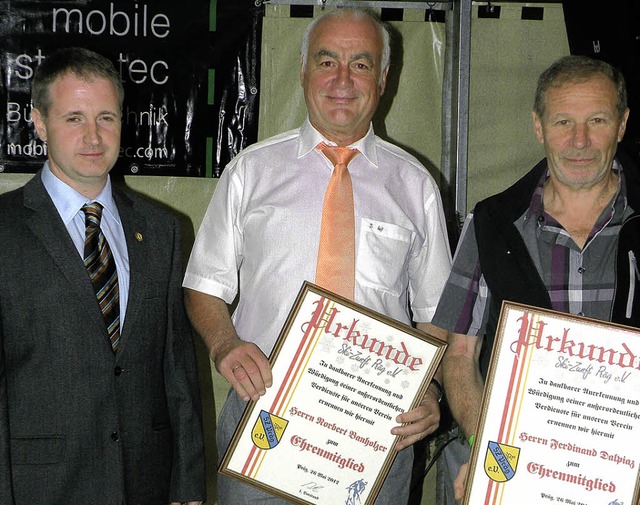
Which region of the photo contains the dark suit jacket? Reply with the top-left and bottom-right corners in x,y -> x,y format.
0,172 -> 206,504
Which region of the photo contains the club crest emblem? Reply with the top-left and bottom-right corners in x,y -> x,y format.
251,410 -> 288,450
484,441 -> 520,482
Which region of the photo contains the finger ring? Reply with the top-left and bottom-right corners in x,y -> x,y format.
232,364 -> 242,372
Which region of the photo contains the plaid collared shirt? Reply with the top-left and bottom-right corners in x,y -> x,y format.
433,162 -> 634,337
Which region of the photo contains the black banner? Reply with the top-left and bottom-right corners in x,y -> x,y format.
0,0 -> 262,177
562,0 -> 640,162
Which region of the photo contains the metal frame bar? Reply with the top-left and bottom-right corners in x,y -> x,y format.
442,0 -> 471,229
263,0 -> 452,9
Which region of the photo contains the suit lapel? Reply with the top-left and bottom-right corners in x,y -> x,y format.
112,188 -> 148,356
23,174 -> 114,352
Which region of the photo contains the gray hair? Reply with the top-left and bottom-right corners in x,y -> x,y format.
533,55 -> 627,120
32,47 -> 124,116
300,8 -> 391,82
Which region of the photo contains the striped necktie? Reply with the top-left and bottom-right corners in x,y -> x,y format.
315,142 -> 359,300
82,202 -> 120,351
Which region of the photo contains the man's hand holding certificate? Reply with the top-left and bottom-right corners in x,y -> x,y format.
464,303 -> 640,505
220,283 -> 446,505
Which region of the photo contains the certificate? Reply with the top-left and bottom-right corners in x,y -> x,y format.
464,302 -> 640,505
219,282 -> 446,505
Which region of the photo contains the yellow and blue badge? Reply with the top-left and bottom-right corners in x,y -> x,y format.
251,410 -> 288,450
484,441 -> 520,482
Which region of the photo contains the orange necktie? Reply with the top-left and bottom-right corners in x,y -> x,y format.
315,142 -> 359,300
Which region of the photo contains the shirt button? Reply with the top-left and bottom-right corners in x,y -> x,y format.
111,431 -> 119,442
114,366 -> 123,376
578,267 -> 585,274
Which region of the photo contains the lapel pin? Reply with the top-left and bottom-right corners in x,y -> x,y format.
135,232 -> 143,242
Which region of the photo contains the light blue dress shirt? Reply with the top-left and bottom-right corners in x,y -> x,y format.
41,163 -> 130,325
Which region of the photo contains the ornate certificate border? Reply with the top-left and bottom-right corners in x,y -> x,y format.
464,302 -> 640,505
219,281 -> 446,505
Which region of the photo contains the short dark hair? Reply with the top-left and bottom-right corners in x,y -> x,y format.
533,55 -> 627,120
32,47 -> 124,116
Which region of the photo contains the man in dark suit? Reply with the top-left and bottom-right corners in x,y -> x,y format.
0,47 -> 205,504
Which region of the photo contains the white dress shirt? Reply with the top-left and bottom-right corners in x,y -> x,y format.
183,119 -> 451,356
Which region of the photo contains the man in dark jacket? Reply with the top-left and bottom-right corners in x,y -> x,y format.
0,47 -> 206,504
432,54 -> 636,502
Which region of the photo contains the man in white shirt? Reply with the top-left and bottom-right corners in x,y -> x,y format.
184,8 -> 451,504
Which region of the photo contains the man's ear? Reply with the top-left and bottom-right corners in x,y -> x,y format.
532,111 -> 544,145
379,66 -> 389,96
618,107 -> 630,142
32,108 -> 47,142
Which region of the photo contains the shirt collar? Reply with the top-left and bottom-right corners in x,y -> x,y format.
527,159 -> 627,224
526,169 -> 547,222
41,162 -> 120,226
611,159 -> 629,224
298,117 -> 378,166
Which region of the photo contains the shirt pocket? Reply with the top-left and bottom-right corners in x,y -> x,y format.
357,219 -> 414,296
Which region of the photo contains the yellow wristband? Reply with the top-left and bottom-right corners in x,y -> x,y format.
469,435 -> 475,447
